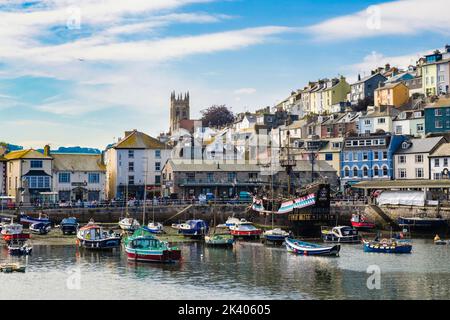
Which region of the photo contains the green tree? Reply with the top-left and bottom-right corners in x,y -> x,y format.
200,105 -> 235,128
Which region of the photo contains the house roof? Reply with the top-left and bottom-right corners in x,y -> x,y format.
113,130 -> 168,150
4,149 -> 52,160
374,82 -> 407,91
430,142 -> 450,158
52,154 -> 106,172
395,137 -> 444,154
352,72 -> 386,85
425,98 -> 450,109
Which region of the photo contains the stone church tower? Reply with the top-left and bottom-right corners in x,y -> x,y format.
170,91 -> 190,134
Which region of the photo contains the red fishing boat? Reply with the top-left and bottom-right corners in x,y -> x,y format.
351,214 -> 376,230
230,220 -> 262,239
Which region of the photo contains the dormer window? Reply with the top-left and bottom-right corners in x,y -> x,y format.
402,142 -> 409,149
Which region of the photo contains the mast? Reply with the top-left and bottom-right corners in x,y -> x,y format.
142,159 -> 147,226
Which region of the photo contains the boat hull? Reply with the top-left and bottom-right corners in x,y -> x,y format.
285,238 -> 340,256
205,236 -> 235,247
351,221 -> 376,230
363,241 -> 412,254
231,230 -> 262,239
126,248 -> 181,263
2,233 -> 30,242
321,233 -> 361,244
264,234 -> 288,242
20,214 -> 50,225
398,217 -> 447,230
76,237 -> 121,250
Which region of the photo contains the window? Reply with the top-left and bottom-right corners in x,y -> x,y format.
398,168 -> 407,179
383,151 -> 388,160
155,150 -> 161,159
399,155 -> 406,164
435,109 -> 442,116
128,175 -> 135,185
59,172 -> 70,183
24,176 -> 50,189
187,172 -> 195,182
364,120 -> 371,125
363,152 -> 368,161
373,166 -> 379,177
155,162 -> 161,171
207,173 -> 214,182
434,173 -> 442,180
30,160 -> 43,168
128,150 -> 134,158
379,139 -> 386,146
444,158 -> 449,167
344,167 -> 350,177
416,168 -> 424,179
415,155 -> 423,163
374,152 -> 379,160
363,167 -> 369,177
228,172 -> 237,182
128,162 -> 134,172
434,159 -> 440,167
325,153 -> 333,161
395,126 -> 403,134
382,166 -> 389,177
353,167 -> 359,177
344,153 -> 350,161
155,175 -> 161,185
377,118 -> 386,124
417,123 -> 424,133
88,173 -> 100,184
436,120 -> 443,128
353,153 -> 358,161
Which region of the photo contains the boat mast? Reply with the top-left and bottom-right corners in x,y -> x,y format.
142,157 -> 148,226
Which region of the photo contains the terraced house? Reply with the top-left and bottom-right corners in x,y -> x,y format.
340,133 -> 406,188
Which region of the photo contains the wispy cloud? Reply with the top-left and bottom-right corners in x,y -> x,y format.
307,0 -> 450,41
234,88 -> 257,95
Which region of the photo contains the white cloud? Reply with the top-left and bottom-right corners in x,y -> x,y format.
234,88 -> 257,95
307,0 -> 450,41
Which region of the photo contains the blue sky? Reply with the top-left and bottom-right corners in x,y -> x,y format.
0,0 -> 449,149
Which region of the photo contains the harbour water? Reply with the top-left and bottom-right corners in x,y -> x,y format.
1,239 -> 450,300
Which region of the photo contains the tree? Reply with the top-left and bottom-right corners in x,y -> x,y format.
200,105 -> 235,128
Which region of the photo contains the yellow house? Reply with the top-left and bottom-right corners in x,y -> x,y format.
4,148 -> 53,203
323,76 -> 351,113
422,63 -> 437,96
374,82 -> 409,108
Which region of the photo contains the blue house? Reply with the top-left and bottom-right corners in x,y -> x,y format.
425,98 -> 450,135
349,72 -> 387,106
340,133 -> 406,188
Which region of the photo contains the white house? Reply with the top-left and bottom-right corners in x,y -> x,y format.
358,106 -> 399,134
392,110 -> 425,137
394,137 -> 446,180
104,130 -> 171,200
52,153 -> 106,202
430,142 -> 450,180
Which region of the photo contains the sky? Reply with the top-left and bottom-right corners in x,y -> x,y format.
0,0 -> 449,149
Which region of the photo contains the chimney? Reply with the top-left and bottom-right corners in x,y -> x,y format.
385,63 -> 391,72
358,74 -> 361,81
445,44 -> 450,53
43,145 -> 50,156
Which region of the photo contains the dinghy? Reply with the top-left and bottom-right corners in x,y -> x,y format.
285,238 -> 340,256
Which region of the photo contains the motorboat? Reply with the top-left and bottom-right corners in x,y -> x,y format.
321,226 -> 361,244
1,220 -> 30,242
147,222 -> 164,234
230,220 -> 262,239
77,222 -> 121,250
20,212 -> 50,225
30,222 -> 52,235
351,214 -> 376,230
224,217 -> 248,229
262,228 -> 290,243
60,217 -> 79,235
118,217 -> 141,232
285,238 -> 340,256
178,220 -> 208,238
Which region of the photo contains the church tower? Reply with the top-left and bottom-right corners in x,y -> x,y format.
170,91 -> 190,134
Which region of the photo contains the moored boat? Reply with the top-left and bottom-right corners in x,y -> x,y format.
178,220 -> 208,238
30,221 -> 51,235
1,220 -> 30,242
351,214 -> 376,230
363,238 -> 412,254
0,263 -> 26,273
76,222 -> 121,250
285,238 -> 340,256
60,217 -> 79,235
230,220 -> 262,239
204,233 -> 235,247
147,222 -> 164,234
119,217 -> 141,232
20,212 -> 50,225
321,226 -> 361,244
434,234 -> 448,245
125,228 -> 181,263
262,228 -> 290,243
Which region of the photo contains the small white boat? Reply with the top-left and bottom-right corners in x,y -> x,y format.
263,228 -> 290,242
147,222 -> 164,234
118,217 -> 140,232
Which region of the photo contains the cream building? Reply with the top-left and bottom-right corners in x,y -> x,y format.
4,148 -> 53,203
429,142 -> 450,180
52,153 -> 106,202
0,146 -> 6,196
104,130 -> 171,200
394,137 -> 446,180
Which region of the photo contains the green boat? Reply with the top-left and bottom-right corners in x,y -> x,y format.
205,233 -> 235,247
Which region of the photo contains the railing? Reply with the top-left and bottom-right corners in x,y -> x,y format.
179,179 -> 266,186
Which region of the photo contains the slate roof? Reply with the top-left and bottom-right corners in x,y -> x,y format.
396,137 -> 444,154
430,142 -> 450,158
52,154 -> 106,172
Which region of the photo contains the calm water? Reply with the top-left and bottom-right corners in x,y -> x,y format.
1,239 -> 450,300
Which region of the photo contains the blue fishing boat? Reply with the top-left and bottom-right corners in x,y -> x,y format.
285,238 -> 340,256
363,239 -> 412,254
20,212 -> 50,225
60,217 -> 79,235
178,220 -> 208,238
